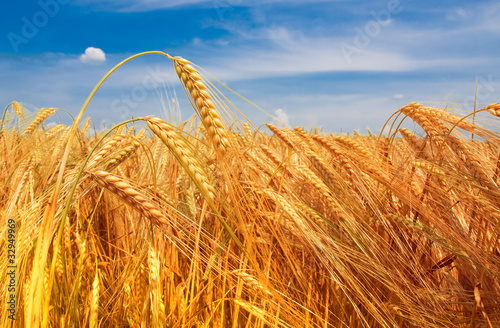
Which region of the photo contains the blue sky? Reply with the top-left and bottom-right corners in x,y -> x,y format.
2,0 -> 500,133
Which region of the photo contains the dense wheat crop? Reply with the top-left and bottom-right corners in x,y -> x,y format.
1,53 -> 500,327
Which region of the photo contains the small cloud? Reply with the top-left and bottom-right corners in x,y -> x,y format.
456,8 -> 467,18
80,47 -> 106,65
215,39 -> 229,46
272,108 -> 291,128
392,94 -> 404,99
447,8 -> 468,21
192,37 -> 203,45
268,27 -> 293,45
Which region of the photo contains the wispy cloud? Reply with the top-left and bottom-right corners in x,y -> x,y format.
74,0 -> 344,12
190,0 -> 500,80
185,24 -> 476,82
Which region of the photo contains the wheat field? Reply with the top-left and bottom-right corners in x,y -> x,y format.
1,52 -> 500,327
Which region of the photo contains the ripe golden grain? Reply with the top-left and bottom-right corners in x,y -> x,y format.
89,170 -> 169,226
484,103 -> 500,117
88,134 -> 128,166
265,123 -> 299,150
4,52 -> 500,327
12,101 -> 24,116
23,107 -> 56,134
81,117 -> 91,136
45,124 -> 66,139
105,141 -> 141,171
148,245 -> 166,327
411,160 -> 445,175
89,270 -> 99,328
398,128 -> 430,160
419,105 -> 477,132
445,136 -> 491,182
173,57 -> 229,155
311,134 -> 355,176
233,270 -> 273,297
145,117 -> 216,203
332,134 -> 370,157
401,103 -> 448,141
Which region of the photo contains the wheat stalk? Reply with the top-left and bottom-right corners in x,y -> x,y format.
50,127 -> 71,164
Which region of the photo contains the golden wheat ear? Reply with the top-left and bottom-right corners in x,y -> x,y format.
88,170 -> 169,226
12,101 -> 24,117
484,103 -> 500,117
173,57 -> 229,155
145,117 -> 216,204
24,107 -> 57,134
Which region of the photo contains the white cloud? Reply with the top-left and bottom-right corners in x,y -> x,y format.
272,108 -> 290,128
393,94 -> 404,99
80,47 -> 106,65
